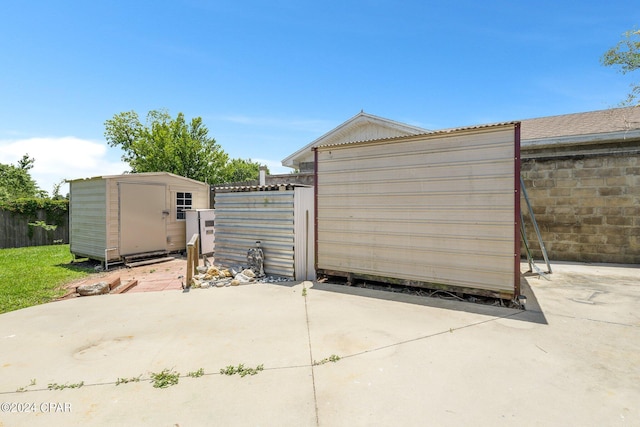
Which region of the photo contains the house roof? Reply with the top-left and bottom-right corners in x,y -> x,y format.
282,107 -> 640,168
520,106 -> 640,140
281,111 -> 429,168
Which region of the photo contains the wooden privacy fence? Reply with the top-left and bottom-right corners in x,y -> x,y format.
0,209 -> 69,249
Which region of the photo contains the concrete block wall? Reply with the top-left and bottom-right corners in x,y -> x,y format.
521,154 -> 640,264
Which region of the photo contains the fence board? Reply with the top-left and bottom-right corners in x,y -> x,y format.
0,209 -> 69,249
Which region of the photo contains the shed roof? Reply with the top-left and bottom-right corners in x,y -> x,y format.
213,183 -> 312,193
313,121 -> 519,150
67,171 -> 208,186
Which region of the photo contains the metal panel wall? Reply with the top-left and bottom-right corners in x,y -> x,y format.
69,178 -> 107,259
315,124 -> 519,297
214,191 -> 296,278
294,187 -> 316,280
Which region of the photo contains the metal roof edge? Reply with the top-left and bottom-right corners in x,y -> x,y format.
313,121 -> 520,150
213,183 -> 312,192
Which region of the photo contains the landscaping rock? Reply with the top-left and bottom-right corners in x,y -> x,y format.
185,259 -> 294,290
247,241 -> 265,277
77,282 -> 110,296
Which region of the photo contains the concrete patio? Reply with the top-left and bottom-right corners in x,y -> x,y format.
0,261 -> 638,426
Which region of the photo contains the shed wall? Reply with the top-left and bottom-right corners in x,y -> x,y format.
69,178 -> 107,259
316,125 -> 519,297
105,175 -> 209,258
213,190 -> 295,278
71,173 -> 209,261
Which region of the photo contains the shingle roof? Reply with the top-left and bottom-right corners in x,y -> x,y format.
520,106 -> 640,140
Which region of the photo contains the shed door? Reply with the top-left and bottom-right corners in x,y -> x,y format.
119,183 -> 167,255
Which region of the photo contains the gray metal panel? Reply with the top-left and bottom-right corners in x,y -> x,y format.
69,179 -> 108,260
214,191 -> 295,278
316,125 -> 518,296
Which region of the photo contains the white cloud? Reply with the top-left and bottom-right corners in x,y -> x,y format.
0,137 -> 129,196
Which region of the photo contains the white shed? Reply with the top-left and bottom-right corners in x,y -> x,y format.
314,122 -> 522,299
68,172 -> 210,265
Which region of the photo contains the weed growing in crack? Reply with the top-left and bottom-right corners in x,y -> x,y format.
116,375 -> 142,385
187,368 -> 205,378
313,354 -> 341,366
48,381 -> 84,391
220,363 -> 264,377
16,378 -> 36,392
150,368 -> 180,388
302,286 -> 307,297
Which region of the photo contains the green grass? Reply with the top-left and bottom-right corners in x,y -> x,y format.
0,245 -> 94,314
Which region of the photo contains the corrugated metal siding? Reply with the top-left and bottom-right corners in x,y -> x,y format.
70,178 -> 108,259
316,125 -> 518,296
214,191 -> 296,278
105,177 -> 123,257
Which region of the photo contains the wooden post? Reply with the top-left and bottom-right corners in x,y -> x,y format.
186,233 -> 199,287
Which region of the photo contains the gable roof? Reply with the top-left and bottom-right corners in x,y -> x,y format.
282,107 -> 640,169
281,111 -> 429,168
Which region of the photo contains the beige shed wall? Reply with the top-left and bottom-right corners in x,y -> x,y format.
71,173 -> 209,262
105,174 -> 209,259
316,125 -> 519,297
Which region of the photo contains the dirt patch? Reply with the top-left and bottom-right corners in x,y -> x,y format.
321,276 -> 522,309
57,257 -> 189,299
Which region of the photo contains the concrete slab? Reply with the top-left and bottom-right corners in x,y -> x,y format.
0,262 -> 638,426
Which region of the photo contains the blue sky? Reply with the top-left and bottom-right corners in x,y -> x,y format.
0,1 -> 637,195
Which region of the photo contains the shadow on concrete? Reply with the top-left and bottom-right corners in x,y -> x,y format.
311,275 -> 548,325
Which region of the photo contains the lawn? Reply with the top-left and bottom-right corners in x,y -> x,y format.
0,244 -> 94,314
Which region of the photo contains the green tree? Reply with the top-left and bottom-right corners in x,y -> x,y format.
601,28 -> 640,105
0,154 -> 42,202
220,158 -> 266,183
104,110 -> 229,183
